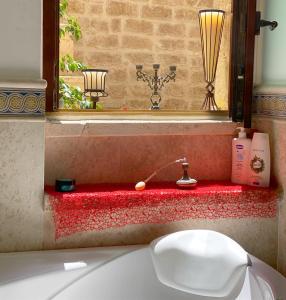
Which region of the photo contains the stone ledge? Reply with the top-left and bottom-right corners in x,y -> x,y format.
254,85 -> 286,95
45,119 -> 238,137
44,182 -> 278,240
0,79 -> 47,90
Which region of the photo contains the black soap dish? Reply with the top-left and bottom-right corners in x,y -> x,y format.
55,179 -> 76,192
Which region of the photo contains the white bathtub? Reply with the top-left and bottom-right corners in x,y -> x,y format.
0,245 -> 286,300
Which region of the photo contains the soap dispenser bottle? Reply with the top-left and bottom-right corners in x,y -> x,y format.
231,127 -> 252,185
248,133 -> 270,187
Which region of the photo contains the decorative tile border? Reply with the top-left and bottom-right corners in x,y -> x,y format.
253,94 -> 286,118
253,85 -> 286,118
0,80 -> 46,115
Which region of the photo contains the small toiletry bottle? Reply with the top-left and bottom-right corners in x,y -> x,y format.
248,133 -> 270,187
231,127 -> 252,185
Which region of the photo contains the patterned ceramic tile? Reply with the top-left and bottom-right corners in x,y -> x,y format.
253,94 -> 286,118
0,88 -> 45,115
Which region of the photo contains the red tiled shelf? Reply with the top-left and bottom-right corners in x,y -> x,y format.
45,181 -> 278,239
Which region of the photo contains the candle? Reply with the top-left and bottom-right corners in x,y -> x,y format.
153,64 -> 160,70
170,66 -> 177,72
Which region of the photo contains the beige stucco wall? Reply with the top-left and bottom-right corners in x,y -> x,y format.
60,0 -> 231,110
253,0 -> 286,277
253,116 -> 286,275
0,119 -> 45,252
0,0 -> 42,80
0,1 -> 45,253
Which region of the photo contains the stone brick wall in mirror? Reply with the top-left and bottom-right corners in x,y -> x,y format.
60,0 -> 232,111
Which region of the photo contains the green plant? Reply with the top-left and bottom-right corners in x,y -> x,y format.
60,0 -> 68,17
60,0 -> 82,40
59,0 -> 90,109
59,78 -> 91,109
60,17 -> 82,41
60,54 -> 86,73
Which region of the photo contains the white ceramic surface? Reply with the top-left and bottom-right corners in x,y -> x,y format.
150,230 -> 249,299
0,244 -> 285,300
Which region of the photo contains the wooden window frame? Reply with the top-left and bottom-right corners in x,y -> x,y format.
43,0 -> 59,112
43,0 -> 256,127
230,0 -> 257,128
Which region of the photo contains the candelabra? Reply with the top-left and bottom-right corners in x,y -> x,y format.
136,64 -> 176,110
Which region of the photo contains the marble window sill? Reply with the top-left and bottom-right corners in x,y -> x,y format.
45,119 -> 239,137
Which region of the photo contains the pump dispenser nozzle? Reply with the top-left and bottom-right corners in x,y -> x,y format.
237,127 -> 247,139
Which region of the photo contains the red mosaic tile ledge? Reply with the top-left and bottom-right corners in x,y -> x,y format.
45,181 -> 278,240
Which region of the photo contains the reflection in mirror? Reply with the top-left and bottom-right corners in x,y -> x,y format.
59,0 -> 232,111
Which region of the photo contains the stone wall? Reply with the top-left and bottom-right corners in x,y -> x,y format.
60,0 -> 232,110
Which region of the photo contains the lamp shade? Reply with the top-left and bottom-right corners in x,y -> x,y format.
198,10 -> 225,84
198,9 -> 225,110
82,69 -> 108,97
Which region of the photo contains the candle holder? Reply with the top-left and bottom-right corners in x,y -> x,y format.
198,9 -> 225,111
136,64 -> 176,110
